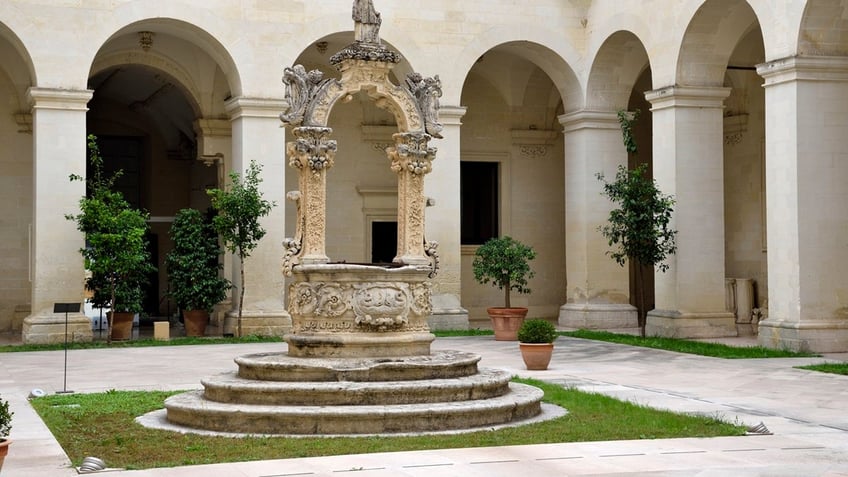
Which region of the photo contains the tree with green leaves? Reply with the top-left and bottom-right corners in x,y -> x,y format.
207,160 -> 275,337
67,135 -> 155,343
596,164 -> 676,337
596,110 -> 677,337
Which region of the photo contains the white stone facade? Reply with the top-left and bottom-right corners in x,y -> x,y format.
1,0 -> 847,352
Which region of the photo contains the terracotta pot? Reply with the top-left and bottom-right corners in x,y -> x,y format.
519,342 -> 554,370
0,437 -> 11,472
487,307 -> 528,341
110,312 -> 134,341
183,309 -> 210,337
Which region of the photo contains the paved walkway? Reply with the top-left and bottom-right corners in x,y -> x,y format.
1,335 -> 847,476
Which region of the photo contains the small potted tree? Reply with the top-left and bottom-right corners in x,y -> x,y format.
0,393 -> 13,472
67,135 -> 155,342
472,236 -> 537,340
517,318 -> 558,370
165,208 -> 231,337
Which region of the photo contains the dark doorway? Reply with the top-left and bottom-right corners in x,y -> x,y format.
461,161 -> 499,245
371,221 -> 397,264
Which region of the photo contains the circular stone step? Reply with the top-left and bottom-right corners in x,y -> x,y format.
201,368 -> 513,405
164,382 -> 543,435
234,350 -> 481,382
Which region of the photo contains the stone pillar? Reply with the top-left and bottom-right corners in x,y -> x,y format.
644,86 -> 736,337
224,97 -> 291,336
558,110 -> 637,329
755,56 -> 848,352
286,126 -> 336,265
424,105 -> 468,329
22,88 -> 93,344
388,132 -> 434,266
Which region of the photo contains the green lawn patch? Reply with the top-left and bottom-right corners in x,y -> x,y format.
796,362 -> 848,375
31,379 -> 745,470
432,328 -> 494,337
560,329 -> 818,358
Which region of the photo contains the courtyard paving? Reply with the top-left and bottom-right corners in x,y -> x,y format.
1,333 -> 847,476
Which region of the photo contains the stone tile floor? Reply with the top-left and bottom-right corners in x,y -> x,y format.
0,330 -> 847,476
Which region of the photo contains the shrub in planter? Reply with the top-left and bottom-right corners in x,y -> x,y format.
67,135 -> 155,342
166,208 -> 231,336
517,318 -> 557,371
472,236 -> 537,340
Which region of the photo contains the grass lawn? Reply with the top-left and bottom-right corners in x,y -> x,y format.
560,329 -> 819,358
31,378 -> 746,470
796,362 -> 848,375
0,335 -> 283,353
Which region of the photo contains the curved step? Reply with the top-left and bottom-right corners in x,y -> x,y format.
165,382 -> 543,435
235,350 -> 481,382
201,368 -> 513,405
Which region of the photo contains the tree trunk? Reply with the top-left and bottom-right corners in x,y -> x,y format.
238,256 -> 245,338
637,262 -> 647,338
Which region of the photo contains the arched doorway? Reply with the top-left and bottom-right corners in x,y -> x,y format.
88,22 -> 239,319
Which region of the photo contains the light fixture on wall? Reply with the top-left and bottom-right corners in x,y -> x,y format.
138,31 -> 154,52
315,41 -> 329,54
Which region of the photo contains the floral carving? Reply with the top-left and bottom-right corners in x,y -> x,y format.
389,132 -> 436,176
288,127 -> 337,173
280,65 -> 335,127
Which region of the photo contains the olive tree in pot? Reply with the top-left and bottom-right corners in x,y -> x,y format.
517,318 -> 558,370
165,208 -> 231,337
67,135 -> 155,343
0,393 -> 12,472
472,236 -> 537,341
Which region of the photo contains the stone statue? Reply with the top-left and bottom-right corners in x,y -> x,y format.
353,0 -> 381,43
406,73 -> 444,138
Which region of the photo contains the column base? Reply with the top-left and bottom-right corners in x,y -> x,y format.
428,293 -> 469,330
22,313 -> 93,344
758,319 -> 848,353
558,303 -> 638,329
222,310 -> 292,337
645,309 -> 737,338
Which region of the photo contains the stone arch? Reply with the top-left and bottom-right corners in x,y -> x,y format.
0,22 -> 36,110
90,52 -> 203,118
100,17 -> 240,98
677,0 -> 762,86
798,0 -> 848,56
586,31 -> 651,111
446,25 -> 582,110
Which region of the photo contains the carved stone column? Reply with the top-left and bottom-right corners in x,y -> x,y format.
287,126 -> 336,264
23,88 -> 93,344
388,132 -> 434,266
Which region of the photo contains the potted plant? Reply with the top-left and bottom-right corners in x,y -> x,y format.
165,208 -> 231,337
472,236 -> 537,340
0,393 -> 12,472
67,135 -> 155,342
517,318 -> 558,370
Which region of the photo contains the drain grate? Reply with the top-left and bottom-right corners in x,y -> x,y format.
746,421 -> 773,435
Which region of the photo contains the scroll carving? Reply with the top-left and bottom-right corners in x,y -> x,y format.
405,73 -> 443,138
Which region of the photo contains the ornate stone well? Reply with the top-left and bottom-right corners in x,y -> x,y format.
156,1 -> 546,436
